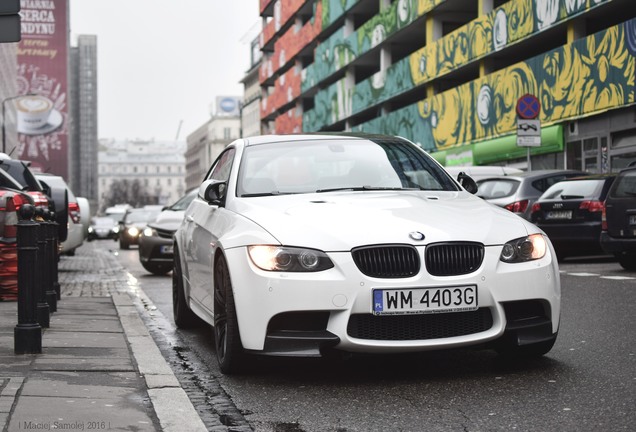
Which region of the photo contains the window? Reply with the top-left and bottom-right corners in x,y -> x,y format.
207,148 -> 236,182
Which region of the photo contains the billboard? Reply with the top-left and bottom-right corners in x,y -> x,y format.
16,0 -> 68,177
214,96 -> 241,117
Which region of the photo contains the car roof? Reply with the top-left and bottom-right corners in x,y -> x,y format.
241,133 -> 410,147
477,169 -> 587,182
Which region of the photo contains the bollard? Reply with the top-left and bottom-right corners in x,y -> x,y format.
44,214 -> 57,313
14,203 -> 42,354
50,213 -> 61,301
35,207 -> 50,328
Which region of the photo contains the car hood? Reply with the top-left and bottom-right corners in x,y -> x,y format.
149,210 -> 185,232
230,191 -> 535,250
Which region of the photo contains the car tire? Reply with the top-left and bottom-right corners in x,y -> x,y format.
495,333 -> 557,359
142,262 -> 171,276
172,249 -> 203,329
617,252 -> 636,271
214,254 -> 246,374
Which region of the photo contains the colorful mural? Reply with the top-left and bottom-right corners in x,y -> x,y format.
352,18 -> 636,152
321,0 -> 359,29
304,0 -> 444,92
261,65 -> 302,119
261,0 -> 308,49
304,0 -> 611,132
260,1 -> 323,84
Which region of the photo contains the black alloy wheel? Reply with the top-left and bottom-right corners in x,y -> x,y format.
172,249 -> 202,329
213,254 -> 245,374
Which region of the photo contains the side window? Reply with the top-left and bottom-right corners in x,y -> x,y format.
207,148 -> 236,182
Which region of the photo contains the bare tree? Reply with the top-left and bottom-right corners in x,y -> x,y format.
101,179 -> 157,211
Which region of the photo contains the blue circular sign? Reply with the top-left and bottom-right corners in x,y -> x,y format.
516,94 -> 541,119
220,98 -> 237,113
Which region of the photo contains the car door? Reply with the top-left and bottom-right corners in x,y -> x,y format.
185,148 -> 236,314
605,169 -> 636,238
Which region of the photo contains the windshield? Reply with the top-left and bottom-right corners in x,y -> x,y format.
236,139 -> 457,196
93,217 -> 117,227
476,179 -> 520,199
610,170 -> 636,198
124,210 -> 160,223
540,179 -> 605,200
0,160 -> 43,191
170,189 -> 197,210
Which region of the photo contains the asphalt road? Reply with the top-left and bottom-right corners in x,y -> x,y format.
103,241 -> 636,432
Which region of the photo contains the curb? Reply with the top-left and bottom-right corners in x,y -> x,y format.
112,293 -> 207,432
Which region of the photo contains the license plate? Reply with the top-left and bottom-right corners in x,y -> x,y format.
373,285 -> 478,316
160,245 -> 173,254
546,210 -> 572,220
629,215 -> 636,225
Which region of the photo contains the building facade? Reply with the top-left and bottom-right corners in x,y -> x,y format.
241,36 -> 263,138
98,139 -> 186,212
258,0 -> 636,172
70,35 -> 99,210
0,43 -> 18,155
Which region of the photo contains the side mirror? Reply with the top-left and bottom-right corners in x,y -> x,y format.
198,179 -> 227,205
457,172 -> 478,194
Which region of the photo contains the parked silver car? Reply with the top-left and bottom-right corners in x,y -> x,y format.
476,170 -> 586,220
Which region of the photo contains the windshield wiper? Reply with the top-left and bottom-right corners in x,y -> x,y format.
560,194 -> 585,199
316,186 -> 421,193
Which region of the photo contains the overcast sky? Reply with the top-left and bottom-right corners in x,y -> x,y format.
69,0 -> 260,142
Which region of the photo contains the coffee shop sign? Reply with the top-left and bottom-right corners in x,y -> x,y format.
15,95 -> 62,136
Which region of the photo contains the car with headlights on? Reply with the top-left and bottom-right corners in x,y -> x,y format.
139,189 -> 197,275
530,174 -> 616,260
173,133 -> 561,374
600,166 -> 636,270
87,216 -> 120,241
118,208 -> 162,249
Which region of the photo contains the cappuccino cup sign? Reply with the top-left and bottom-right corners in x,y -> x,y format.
16,95 -> 54,133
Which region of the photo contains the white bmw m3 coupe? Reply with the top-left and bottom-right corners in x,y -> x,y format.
173,134 -> 560,374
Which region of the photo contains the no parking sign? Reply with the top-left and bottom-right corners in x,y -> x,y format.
517,94 -> 541,147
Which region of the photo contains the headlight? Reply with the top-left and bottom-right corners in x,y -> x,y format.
127,226 -> 140,237
248,245 -> 334,272
113,226 -> 120,234
142,227 -> 156,237
500,234 -> 547,263
88,227 -> 93,233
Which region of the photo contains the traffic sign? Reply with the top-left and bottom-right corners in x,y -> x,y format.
517,118 -> 541,147
516,94 -> 541,119
0,0 -> 20,43
517,119 -> 541,136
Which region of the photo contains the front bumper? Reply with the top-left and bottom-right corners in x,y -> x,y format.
139,236 -> 173,264
224,245 -> 561,355
600,232 -> 636,254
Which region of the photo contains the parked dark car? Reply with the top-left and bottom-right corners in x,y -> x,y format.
119,208 -> 162,249
87,216 -> 120,241
476,170 -> 586,220
530,174 -> 616,259
0,153 -> 68,241
138,189 -> 197,275
600,166 -> 636,270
